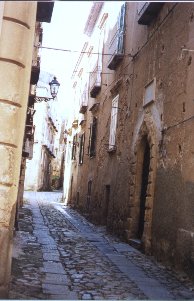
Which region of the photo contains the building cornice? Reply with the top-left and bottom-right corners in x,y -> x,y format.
84,2 -> 104,37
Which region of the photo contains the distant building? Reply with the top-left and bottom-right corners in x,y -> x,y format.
24,71 -> 64,192
64,2 -> 194,278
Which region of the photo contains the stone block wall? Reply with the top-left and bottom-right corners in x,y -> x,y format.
68,2 -> 194,276
0,2 -> 37,297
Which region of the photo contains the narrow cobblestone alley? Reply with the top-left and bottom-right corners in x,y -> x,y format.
9,192 -> 194,300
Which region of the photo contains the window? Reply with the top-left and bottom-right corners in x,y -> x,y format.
144,78 -> 156,107
117,3 -> 126,54
107,3 -> 126,70
79,133 -> 85,164
71,134 -> 77,160
78,68 -> 83,78
138,2 -> 164,25
88,117 -> 97,157
108,95 -> 119,152
87,46 -> 93,57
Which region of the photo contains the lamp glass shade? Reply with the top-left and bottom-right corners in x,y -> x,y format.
49,76 -> 60,98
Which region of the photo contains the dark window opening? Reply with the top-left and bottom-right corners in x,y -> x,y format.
88,117 -> 97,157
79,133 -> 85,164
71,134 -> 77,160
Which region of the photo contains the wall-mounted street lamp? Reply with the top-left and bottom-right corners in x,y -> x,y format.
35,76 -> 60,102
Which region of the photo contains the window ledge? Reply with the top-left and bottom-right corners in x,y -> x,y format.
107,146 -> 117,153
143,99 -> 154,108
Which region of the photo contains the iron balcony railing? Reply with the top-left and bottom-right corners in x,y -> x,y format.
79,88 -> 88,113
107,29 -> 124,70
137,2 -> 164,25
89,64 -> 101,98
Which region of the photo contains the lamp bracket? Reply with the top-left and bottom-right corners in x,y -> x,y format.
34,96 -> 54,103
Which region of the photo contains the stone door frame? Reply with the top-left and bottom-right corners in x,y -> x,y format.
127,114 -> 158,253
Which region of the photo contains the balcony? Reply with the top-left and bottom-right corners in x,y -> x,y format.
42,140 -> 55,158
30,57 -> 40,85
25,124 -> 35,140
89,102 -> 100,113
90,65 -> 101,98
72,120 -> 78,129
23,138 -> 34,159
79,88 -> 88,113
79,114 -> 86,126
138,2 -> 164,25
107,30 -> 124,70
36,2 -> 54,23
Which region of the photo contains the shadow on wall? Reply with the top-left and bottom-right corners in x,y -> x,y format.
152,166 -> 194,278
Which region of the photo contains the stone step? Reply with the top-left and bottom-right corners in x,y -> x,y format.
128,238 -> 142,250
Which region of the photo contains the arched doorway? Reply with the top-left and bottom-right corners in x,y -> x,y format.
128,116 -> 158,253
137,136 -> 150,240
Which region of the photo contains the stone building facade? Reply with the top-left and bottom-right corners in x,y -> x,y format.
0,2 -> 54,297
65,2 -> 194,278
24,72 -> 63,192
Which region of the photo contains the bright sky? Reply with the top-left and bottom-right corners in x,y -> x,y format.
40,1 -> 93,119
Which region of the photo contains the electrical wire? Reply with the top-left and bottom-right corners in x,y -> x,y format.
163,115 -> 194,132
35,45 -> 133,57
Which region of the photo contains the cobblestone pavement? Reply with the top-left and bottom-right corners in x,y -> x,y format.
9,192 -> 194,300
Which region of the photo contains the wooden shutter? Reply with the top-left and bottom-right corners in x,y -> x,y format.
109,95 -> 119,151
117,3 -> 126,54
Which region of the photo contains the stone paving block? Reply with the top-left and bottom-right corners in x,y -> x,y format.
38,240 -> 56,246
33,230 -> 51,237
49,291 -> 78,300
93,242 -> 115,254
38,237 -> 56,243
43,273 -> 69,285
42,262 -> 66,274
41,244 -> 58,251
106,253 -> 129,265
81,292 -> 93,300
33,224 -> 48,229
43,252 -> 60,262
138,283 -> 173,300
33,218 -> 44,224
113,242 -> 140,253
42,283 -> 71,295
83,233 -> 105,242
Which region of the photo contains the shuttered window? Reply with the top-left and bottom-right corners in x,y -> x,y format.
88,117 -> 97,157
79,133 -> 85,164
117,3 -> 126,54
109,95 -> 119,152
